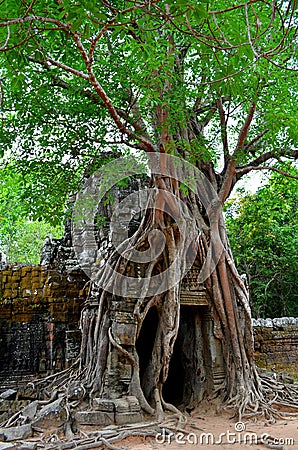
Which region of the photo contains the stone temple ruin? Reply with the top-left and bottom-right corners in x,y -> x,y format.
1,182 -> 298,426
0,231 -> 225,425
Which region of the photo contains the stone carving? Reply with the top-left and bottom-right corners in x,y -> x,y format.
180,268 -> 209,306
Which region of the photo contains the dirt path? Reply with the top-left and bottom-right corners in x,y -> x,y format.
118,410 -> 298,450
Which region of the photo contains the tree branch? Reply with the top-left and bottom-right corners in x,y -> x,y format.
236,148 -> 298,177
0,25 -> 10,50
243,129 -> 270,153
0,15 -> 70,29
46,57 -> 89,80
208,0 -> 261,15
32,60 -> 150,144
216,97 -> 229,157
234,102 -> 256,153
236,165 -> 298,180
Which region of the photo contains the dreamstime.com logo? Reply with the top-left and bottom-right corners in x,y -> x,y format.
72,153 -> 224,297
155,422 -> 295,446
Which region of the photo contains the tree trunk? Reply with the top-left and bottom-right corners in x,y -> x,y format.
73,153 -> 270,421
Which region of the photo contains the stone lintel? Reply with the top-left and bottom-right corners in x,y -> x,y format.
180,291 -> 209,306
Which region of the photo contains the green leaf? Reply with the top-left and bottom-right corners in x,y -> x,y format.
193,5 -> 208,19
71,18 -> 84,32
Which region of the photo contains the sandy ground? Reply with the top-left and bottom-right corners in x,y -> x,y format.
6,407 -> 297,449
116,409 -> 298,450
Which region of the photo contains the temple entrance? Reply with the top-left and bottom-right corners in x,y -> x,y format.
135,306 -> 159,395
136,303 -> 217,409
162,306 -> 195,406
163,305 -> 211,409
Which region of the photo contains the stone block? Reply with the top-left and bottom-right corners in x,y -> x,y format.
75,410 -> 114,425
1,270 -> 11,278
22,401 -> 38,420
93,398 -> 115,412
126,396 -> 141,413
113,311 -> 137,324
31,270 -> 41,278
115,412 -> 142,425
3,290 -> 11,298
111,321 -> 137,346
0,400 -> 11,413
0,442 -> 14,449
0,424 -> 32,442
21,267 -> 31,277
0,390 -> 17,400
18,385 -> 38,400
113,397 -> 136,414
15,444 -> 37,450
33,398 -> 67,427
10,275 -> 21,283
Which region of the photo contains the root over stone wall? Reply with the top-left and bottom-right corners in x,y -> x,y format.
0,264 -> 297,379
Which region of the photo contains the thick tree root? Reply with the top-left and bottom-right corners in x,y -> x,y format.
1,368 -> 297,450
221,370 -> 298,424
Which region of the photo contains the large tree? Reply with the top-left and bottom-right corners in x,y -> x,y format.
0,0 -> 298,425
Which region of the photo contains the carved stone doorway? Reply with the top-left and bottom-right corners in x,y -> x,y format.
136,303 -> 224,410
163,305 -> 211,409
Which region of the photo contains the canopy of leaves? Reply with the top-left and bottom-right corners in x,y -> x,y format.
225,165 -> 298,318
0,1 -> 297,223
0,167 -> 63,263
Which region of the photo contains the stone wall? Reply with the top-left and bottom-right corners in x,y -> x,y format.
1,263 -> 298,380
253,317 -> 298,378
0,265 -> 88,374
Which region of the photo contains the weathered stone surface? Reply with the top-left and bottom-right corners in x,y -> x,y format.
126,396 -> 142,412
0,390 -> 17,400
0,443 -> 14,449
14,444 -> 37,450
0,264 -> 88,374
67,382 -> 85,401
22,400 -> 38,420
88,396 -> 142,425
111,321 -> 137,346
33,398 -> 67,427
75,410 -> 114,425
254,319 -> 298,376
0,424 -> 32,441
252,317 -> 298,328
115,412 -> 142,425
93,398 -> 114,412
18,386 -> 38,401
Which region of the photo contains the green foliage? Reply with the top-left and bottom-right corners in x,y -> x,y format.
1,219 -> 63,264
0,0 -> 297,285
0,167 -> 63,263
225,166 -> 298,318
0,0 -> 296,181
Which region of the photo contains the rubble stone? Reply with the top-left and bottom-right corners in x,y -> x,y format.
0,424 -> 32,441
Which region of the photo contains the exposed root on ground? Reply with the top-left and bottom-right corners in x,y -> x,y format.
0,367 -> 298,449
222,370 -> 298,424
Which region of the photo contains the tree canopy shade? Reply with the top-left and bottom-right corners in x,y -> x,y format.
226,165 -> 298,319
0,0 -> 298,429
0,0 -> 297,206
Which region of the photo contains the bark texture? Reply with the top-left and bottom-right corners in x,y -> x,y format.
74,161 -> 282,422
